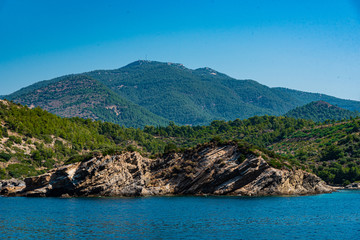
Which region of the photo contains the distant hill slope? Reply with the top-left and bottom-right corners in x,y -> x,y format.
274,87 -> 360,112
285,101 -> 360,122
5,75 -> 168,128
4,60 -> 360,126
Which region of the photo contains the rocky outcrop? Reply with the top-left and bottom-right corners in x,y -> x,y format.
344,182 -> 360,189
150,144 -> 333,196
0,179 -> 25,195
19,152 -> 154,197
5,143 -> 333,197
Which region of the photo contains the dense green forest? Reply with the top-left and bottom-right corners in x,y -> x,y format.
1,99 -> 359,186
285,101 -> 360,122
143,116 -> 314,149
5,60 -> 360,126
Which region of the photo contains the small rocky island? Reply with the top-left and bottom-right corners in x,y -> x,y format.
1,142 -> 333,197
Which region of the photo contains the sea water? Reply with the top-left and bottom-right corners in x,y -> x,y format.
1,190 -> 360,239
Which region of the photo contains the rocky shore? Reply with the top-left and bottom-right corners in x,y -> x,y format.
1,143 -> 334,197
0,178 -> 25,195
344,183 -> 360,189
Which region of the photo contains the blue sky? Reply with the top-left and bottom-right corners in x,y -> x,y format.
1,0 -> 360,100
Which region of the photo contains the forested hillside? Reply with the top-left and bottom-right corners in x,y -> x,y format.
5,60 -> 360,126
86,61 -> 297,125
285,101 -> 360,122
269,119 -> 360,185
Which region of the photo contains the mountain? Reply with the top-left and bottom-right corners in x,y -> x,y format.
285,101 -> 360,122
5,75 -> 169,128
5,60 -> 360,126
85,61 -> 299,125
85,61 -> 360,125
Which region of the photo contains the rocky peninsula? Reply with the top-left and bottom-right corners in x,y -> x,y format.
1,142 -> 333,197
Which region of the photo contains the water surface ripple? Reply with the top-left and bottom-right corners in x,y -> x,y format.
1,190 -> 359,239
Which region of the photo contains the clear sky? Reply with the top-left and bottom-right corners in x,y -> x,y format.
1,0 -> 360,100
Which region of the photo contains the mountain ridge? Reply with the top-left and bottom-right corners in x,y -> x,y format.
4,60 -> 360,126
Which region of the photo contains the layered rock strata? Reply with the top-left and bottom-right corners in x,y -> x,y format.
4,143 -> 333,197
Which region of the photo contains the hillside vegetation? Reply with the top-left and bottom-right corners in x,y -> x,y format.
285,101 -> 360,122
5,60 -> 360,126
269,119 -> 360,185
85,61 -> 296,125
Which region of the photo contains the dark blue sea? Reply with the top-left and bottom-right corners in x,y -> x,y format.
1,190 -> 360,239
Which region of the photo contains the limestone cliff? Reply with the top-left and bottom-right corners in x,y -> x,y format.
5,143 -> 333,197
